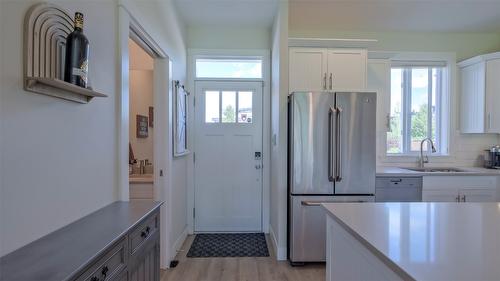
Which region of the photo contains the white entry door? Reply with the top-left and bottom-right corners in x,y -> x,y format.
194,81 -> 263,232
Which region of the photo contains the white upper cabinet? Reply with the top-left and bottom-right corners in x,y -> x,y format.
289,47 -> 367,93
289,48 -> 328,92
485,59 -> 500,133
326,49 -> 367,89
459,52 -> 500,133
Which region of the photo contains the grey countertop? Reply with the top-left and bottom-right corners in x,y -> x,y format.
376,166 -> 500,176
0,201 -> 162,281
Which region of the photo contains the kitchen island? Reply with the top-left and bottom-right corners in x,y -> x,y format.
322,202 -> 500,281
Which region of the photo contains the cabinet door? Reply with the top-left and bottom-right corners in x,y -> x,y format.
459,188 -> 496,202
327,49 -> 367,89
289,48 -> 328,92
485,59 -> 500,133
129,240 -> 160,281
422,189 -> 459,202
460,62 -> 486,133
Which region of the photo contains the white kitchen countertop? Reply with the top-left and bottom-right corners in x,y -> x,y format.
377,166 -> 500,176
322,202 -> 500,281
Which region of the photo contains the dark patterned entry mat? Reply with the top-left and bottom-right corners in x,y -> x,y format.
186,233 -> 270,258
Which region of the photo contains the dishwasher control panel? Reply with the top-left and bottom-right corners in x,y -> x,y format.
375,176 -> 423,202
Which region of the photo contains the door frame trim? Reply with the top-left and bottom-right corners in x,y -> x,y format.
187,49 -> 271,234
117,4 -> 172,269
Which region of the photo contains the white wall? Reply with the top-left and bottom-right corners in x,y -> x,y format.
121,0 -> 189,262
269,1 -> 288,261
129,70 -> 154,163
0,0 -> 189,260
0,0 -> 118,256
187,26 -> 271,49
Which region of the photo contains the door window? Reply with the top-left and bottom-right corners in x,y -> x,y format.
204,90 -> 253,124
205,91 -> 220,123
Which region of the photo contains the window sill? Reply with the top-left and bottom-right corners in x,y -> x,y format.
381,154 -> 455,164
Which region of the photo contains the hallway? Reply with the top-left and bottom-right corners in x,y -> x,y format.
160,235 -> 325,281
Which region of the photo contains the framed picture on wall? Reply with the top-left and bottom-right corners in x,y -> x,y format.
136,115 -> 148,138
173,80 -> 189,157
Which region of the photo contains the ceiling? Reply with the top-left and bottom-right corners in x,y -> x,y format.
174,0 -> 279,28
290,0 -> 500,33
174,0 -> 500,33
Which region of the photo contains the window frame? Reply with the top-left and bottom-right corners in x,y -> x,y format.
195,56 -> 264,80
387,59 -> 450,157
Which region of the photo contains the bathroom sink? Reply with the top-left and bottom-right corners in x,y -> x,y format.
403,167 -> 466,173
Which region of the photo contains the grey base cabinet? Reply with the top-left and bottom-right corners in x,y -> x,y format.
129,240 -> 160,281
72,209 -> 160,281
0,201 -> 162,281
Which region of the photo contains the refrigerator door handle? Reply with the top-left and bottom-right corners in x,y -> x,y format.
328,106 -> 337,182
301,201 -> 322,206
336,107 -> 343,182
301,200 -> 368,206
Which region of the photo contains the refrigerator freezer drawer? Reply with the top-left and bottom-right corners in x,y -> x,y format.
290,196 -> 330,262
289,195 -> 375,263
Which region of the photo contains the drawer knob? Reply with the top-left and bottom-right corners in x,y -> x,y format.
141,226 -> 151,238
101,266 -> 109,278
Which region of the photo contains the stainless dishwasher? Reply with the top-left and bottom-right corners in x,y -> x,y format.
375,176 -> 422,202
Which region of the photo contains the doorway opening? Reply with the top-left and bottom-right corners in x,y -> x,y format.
128,38 -> 155,200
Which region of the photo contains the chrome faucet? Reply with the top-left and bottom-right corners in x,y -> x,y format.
419,138 -> 437,168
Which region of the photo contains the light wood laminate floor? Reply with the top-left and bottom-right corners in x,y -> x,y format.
160,235 -> 325,281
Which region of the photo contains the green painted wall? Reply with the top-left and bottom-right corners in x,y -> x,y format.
290,29 -> 500,61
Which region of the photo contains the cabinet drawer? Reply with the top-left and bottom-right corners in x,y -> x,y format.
129,211 -> 159,255
75,238 -> 127,281
376,177 -> 422,188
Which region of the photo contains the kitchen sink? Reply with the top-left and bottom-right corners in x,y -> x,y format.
403,167 -> 467,173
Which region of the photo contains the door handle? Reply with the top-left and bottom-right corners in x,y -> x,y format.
323,73 -> 327,90
328,107 -> 337,182
329,73 -> 333,90
335,107 -> 343,182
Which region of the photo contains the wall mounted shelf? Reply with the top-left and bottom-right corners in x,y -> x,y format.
25,77 -> 107,104
24,3 -> 108,104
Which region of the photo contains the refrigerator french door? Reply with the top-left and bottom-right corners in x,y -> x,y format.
288,91 -> 376,263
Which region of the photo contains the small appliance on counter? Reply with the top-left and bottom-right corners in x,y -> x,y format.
484,146 -> 500,169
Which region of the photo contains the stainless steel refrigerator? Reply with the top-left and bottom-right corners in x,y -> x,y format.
288,91 -> 376,264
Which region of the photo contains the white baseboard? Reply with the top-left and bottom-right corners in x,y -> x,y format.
269,224 -> 287,261
171,226 -> 188,260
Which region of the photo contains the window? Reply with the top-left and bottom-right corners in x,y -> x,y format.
388,64 -> 447,155
205,90 -> 253,123
196,59 -> 262,79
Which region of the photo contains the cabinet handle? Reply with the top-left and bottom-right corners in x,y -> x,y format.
455,195 -> 460,202
141,226 -> 151,238
323,73 -> 327,90
488,113 -> 491,130
101,266 -> 109,279
461,195 -> 466,202
329,73 -> 333,90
